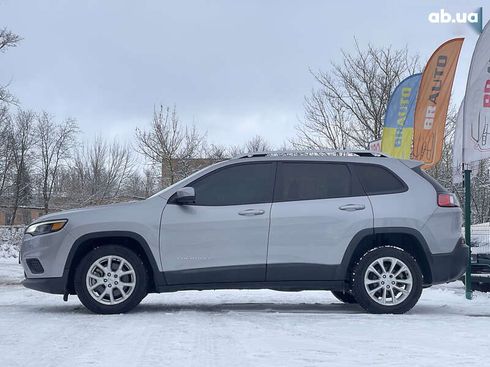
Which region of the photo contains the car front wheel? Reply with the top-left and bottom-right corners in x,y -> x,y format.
74,245 -> 148,314
352,246 -> 423,314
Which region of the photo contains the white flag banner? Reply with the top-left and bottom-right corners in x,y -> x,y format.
452,101 -> 464,183
463,20 -> 490,165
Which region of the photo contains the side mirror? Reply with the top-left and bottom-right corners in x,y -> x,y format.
174,187 -> 196,205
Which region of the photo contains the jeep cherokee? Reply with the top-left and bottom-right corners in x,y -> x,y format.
20,150 -> 468,314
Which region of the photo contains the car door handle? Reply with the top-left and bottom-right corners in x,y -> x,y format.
338,204 -> 365,211
238,209 -> 265,216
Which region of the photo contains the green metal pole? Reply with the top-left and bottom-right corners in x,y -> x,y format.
464,169 -> 472,300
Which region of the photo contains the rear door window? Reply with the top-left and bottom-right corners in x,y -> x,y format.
274,162 -> 362,202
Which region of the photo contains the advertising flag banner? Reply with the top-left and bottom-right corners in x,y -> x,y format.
381,74 -> 422,158
452,101 -> 464,183
463,20 -> 490,165
412,38 -> 464,169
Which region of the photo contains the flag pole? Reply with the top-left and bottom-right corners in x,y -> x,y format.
464,166 -> 472,300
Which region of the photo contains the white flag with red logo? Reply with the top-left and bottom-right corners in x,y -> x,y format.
463,20 -> 490,165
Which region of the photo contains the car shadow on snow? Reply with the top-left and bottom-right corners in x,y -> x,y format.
34,301 -> 365,315
132,302 -> 365,314
33,301 -> 490,317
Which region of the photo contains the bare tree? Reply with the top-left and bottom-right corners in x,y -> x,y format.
101,140 -> 134,200
9,110 -> 36,224
293,95 -> 351,150
0,83 -> 16,107
0,28 -> 19,181
296,41 -> 419,149
0,111 -> 14,199
0,28 -> 21,106
122,167 -> 160,199
0,28 -> 21,52
36,112 -> 78,213
135,105 -> 206,188
229,135 -> 272,156
62,137 -> 135,206
142,168 -> 158,197
427,105 -> 457,188
245,135 -> 271,152
204,144 -> 229,161
123,172 -> 145,199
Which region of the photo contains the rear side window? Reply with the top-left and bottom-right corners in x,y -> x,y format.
191,162 -> 275,206
351,164 -> 407,195
274,162 -> 361,202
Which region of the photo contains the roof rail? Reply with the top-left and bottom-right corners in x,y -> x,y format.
236,149 -> 391,159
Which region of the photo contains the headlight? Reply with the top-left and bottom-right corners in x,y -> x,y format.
25,220 -> 68,236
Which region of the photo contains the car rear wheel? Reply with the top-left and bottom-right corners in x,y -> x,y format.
352,247 -> 422,314
74,245 -> 148,314
331,291 -> 357,304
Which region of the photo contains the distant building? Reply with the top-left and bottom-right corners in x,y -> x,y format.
0,206 -> 59,225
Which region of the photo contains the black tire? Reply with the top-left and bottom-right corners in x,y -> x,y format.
74,245 -> 148,314
331,291 -> 357,304
352,246 -> 423,314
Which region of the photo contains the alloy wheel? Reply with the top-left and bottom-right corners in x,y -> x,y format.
85,255 -> 136,305
363,256 -> 413,306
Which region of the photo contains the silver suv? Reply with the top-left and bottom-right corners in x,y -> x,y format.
20,150 -> 467,314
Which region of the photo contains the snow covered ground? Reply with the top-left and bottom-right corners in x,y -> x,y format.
1,260 -> 490,366
0,226 -> 24,261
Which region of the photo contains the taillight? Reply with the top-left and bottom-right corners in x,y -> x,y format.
437,193 -> 459,207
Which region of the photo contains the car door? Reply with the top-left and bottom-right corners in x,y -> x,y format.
266,161 -> 373,281
160,161 -> 276,285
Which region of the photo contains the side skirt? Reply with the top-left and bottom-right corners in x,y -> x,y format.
155,278 -> 346,293
156,263 -> 348,293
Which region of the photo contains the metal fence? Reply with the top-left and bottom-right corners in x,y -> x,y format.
467,223 -> 490,254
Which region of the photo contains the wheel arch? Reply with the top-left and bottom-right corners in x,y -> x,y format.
338,227 -> 433,286
63,231 -> 164,294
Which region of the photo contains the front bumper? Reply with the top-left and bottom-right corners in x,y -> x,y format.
22,277 -> 65,294
430,239 -> 468,285
20,229 -> 74,295
20,230 -> 73,279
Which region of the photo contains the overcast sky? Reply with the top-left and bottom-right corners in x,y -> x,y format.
0,0 -> 486,148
